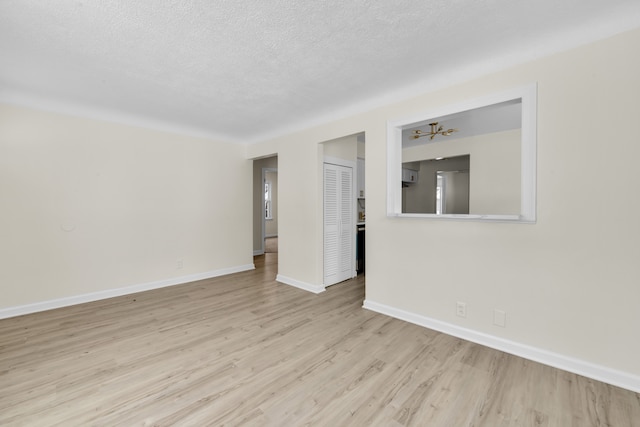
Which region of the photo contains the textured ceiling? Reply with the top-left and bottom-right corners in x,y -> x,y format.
1,1 -> 639,144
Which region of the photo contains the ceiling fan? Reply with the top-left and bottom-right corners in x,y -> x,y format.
412,122 -> 458,140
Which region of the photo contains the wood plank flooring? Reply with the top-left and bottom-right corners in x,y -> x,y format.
1,253 -> 639,426
264,237 -> 278,253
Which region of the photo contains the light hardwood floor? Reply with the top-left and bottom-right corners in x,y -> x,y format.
264,237 -> 278,254
1,253 -> 639,426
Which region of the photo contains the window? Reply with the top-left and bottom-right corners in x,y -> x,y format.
265,180 -> 272,220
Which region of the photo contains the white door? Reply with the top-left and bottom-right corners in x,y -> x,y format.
323,163 -> 354,286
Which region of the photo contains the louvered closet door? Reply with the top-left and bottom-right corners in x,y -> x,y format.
324,163 -> 354,286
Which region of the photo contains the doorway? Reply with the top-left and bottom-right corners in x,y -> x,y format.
252,156 -> 278,256
263,168 -> 278,253
321,132 -> 365,287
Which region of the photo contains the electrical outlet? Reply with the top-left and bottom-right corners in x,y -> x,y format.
493,309 -> 506,327
176,259 -> 183,270
456,301 -> 467,318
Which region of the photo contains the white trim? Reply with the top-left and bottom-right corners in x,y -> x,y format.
265,234 -> 278,238
0,264 -> 255,320
392,213 -> 522,223
253,249 -> 265,256
276,274 -> 325,294
362,299 -> 640,393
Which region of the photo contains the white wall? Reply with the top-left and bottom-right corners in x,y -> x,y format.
246,27 -> 640,388
323,134 -> 358,162
0,104 -> 253,311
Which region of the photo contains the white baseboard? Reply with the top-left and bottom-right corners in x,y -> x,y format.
276,274 -> 325,294
0,264 -> 256,320
363,299 -> 640,393
253,249 -> 264,256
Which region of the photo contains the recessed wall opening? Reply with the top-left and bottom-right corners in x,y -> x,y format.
387,84 -> 537,223
320,132 -> 365,287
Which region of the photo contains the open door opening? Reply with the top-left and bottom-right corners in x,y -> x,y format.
264,169 -> 278,253
252,156 -> 278,257
321,133 -> 365,287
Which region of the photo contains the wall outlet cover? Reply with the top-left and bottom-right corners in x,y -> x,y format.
456,301 -> 467,318
494,309 -> 506,327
